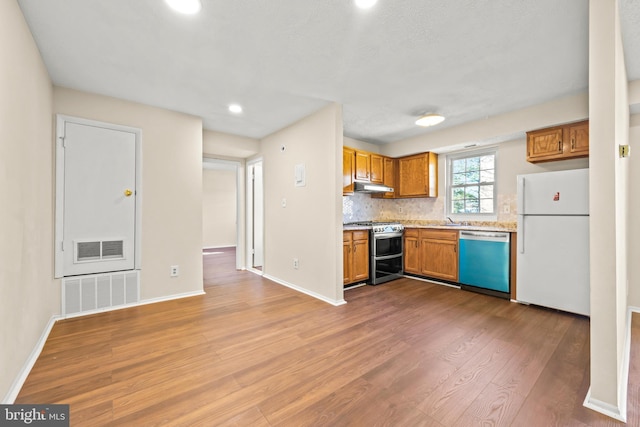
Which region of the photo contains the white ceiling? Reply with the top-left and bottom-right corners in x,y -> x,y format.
16,0 -> 640,145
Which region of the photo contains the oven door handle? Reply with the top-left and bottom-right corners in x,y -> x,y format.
373,254 -> 404,261
373,232 -> 404,239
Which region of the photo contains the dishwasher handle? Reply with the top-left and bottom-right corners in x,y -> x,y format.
459,231 -> 510,243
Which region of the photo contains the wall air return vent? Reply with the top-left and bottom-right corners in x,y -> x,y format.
62,270 -> 139,317
75,239 -> 125,263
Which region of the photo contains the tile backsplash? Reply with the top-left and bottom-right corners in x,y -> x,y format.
343,193 -> 517,224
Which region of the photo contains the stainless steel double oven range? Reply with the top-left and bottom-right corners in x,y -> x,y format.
346,221 -> 404,285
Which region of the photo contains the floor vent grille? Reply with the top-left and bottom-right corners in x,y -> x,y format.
62,270 -> 139,317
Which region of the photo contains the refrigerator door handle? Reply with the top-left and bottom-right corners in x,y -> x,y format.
517,216 -> 525,254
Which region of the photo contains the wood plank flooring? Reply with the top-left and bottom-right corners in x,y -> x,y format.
15,249 -> 640,426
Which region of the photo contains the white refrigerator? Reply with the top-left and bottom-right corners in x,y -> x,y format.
516,168 -> 589,316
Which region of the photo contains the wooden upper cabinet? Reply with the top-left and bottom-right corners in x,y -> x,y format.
370,154 -> 384,184
567,121 -> 589,156
372,157 -> 396,199
354,151 -> 371,181
343,147 -> 355,195
526,120 -> 589,163
397,152 -> 438,198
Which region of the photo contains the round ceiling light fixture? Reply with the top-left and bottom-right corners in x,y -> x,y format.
415,113 -> 445,127
228,104 -> 243,114
355,0 -> 378,9
165,0 -> 202,15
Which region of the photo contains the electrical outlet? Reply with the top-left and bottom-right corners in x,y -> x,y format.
398,207 -> 404,214
503,204 -> 510,214
170,265 -> 179,277
293,258 -> 299,269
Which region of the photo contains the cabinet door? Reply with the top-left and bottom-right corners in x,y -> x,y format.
343,231 -> 353,284
372,157 -> 396,199
567,121 -> 589,156
397,153 -> 437,198
352,235 -> 369,282
343,238 -> 352,284
526,127 -> 564,162
370,154 -> 384,184
404,229 -> 420,274
419,230 -> 458,282
355,151 -> 371,181
343,148 -> 355,195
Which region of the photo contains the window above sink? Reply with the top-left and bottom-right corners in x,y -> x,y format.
447,149 -> 497,221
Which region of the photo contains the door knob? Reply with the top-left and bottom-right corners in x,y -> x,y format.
124,189 -> 133,197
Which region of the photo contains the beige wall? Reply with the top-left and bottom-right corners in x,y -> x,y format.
203,129 -> 259,159
54,87 -> 204,301
203,168 -> 237,248
261,104 -> 344,304
586,0 -> 629,416
382,92 -> 589,158
0,0 -> 57,401
343,136 -> 380,153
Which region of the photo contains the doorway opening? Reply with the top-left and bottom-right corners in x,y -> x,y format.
202,158 -> 243,284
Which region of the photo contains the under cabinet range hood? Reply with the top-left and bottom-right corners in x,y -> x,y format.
353,181 -> 393,193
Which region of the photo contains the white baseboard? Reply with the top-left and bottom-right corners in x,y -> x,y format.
263,274 -> 346,306
583,389 -> 626,422
62,289 -> 205,320
582,306 -> 640,422
2,315 -> 60,404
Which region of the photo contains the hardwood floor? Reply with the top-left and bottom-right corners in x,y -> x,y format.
16,252 -> 640,426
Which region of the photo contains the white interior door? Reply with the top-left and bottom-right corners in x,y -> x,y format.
59,119 -> 138,276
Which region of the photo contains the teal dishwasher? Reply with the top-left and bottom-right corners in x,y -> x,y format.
458,231 -> 510,298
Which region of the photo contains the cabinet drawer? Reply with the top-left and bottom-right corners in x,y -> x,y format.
420,229 -> 458,241
352,230 -> 369,240
404,228 -> 419,238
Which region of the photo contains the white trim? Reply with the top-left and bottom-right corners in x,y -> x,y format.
246,267 -> 264,276
263,274 -> 347,306
202,245 -> 237,250
61,290 -> 205,320
582,305 -> 640,422
402,275 -> 462,289
55,115 -> 142,278
2,315 -> 60,404
583,390 -> 626,422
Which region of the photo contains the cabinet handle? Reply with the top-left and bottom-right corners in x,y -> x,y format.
571,139 -> 575,149
558,141 -> 563,151
353,244 -> 356,253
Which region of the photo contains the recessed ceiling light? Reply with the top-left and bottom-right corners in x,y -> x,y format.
415,113 -> 445,127
228,104 -> 243,114
165,0 -> 202,15
355,0 -> 378,9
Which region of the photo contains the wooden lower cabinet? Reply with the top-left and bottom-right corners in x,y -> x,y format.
404,228 -> 458,282
343,230 -> 369,285
403,228 -> 421,274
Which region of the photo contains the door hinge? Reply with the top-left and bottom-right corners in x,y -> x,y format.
61,241 -> 65,251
